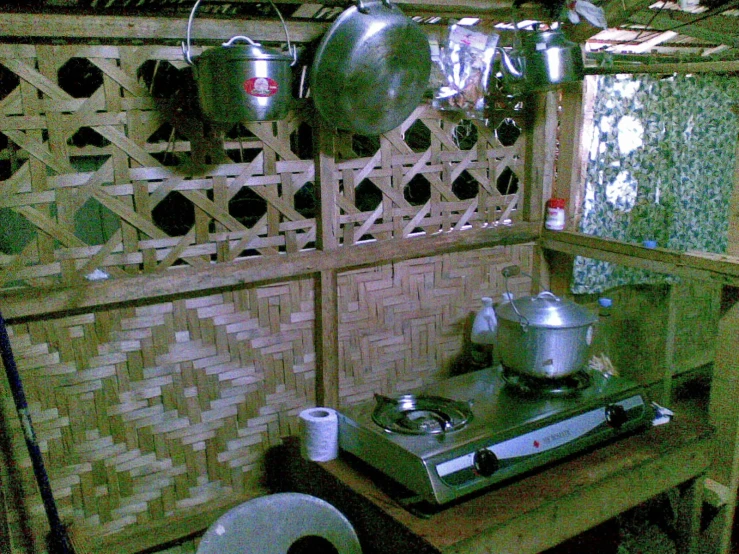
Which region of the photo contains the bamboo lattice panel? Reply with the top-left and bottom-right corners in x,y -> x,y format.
0,280 -> 315,549
0,43 -> 525,292
338,244 -> 534,405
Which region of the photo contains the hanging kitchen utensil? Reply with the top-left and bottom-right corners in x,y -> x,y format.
497,26 -> 584,94
310,0 -> 431,136
182,0 -> 295,123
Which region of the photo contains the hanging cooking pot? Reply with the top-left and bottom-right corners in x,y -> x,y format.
495,291 -> 597,379
498,27 -> 584,94
310,0 -> 431,136
182,0 -> 295,123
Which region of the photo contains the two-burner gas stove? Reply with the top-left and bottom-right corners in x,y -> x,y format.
338,367 -> 652,506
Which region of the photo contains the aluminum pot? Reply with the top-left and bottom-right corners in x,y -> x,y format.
495,291 -> 597,379
498,28 -> 584,94
310,0 -> 431,136
183,0 -> 294,123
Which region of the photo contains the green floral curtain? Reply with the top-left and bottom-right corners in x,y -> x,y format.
572,73 -> 739,294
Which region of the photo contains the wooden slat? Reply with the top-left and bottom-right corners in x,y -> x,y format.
540,230 -> 739,286
628,6 -> 739,49
586,60 -> 739,75
554,81 -> 586,231
729,134 -> 739,256
1,14 -> 327,43
0,223 -> 540,322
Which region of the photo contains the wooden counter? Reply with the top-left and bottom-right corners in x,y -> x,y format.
273,409 -> 715,554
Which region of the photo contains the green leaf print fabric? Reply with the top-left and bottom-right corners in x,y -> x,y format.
572,73 -> 739,294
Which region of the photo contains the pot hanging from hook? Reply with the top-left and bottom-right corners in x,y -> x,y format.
310,0 -> 431,136
182,0 -> 296,123
495,4 -> 584,95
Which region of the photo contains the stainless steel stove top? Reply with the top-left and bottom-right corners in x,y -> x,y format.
338,367 -> 652,506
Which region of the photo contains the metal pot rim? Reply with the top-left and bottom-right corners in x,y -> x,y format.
198,45 -> 293,63
496,293 -> 597,328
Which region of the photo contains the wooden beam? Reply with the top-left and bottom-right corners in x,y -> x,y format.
0,223 -> 540,323
0,13 -> 327,43
585,60 -> 739,74
565,0 -> 656,43
628,9 -> 739,48
539,230 -> 739,286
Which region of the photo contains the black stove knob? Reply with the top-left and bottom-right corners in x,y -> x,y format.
473,449 -> 499,477
605,404 -> 628,429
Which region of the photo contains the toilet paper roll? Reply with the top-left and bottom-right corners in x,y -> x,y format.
299,407 -> 339,462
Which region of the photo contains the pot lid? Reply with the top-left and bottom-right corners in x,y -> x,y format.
199,42 -> 293,63
496,291 -> 597,328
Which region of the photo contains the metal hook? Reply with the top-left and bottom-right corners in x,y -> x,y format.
356,0 -> 391,14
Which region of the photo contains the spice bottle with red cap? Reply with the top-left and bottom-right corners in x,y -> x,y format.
545,197 -> 567,231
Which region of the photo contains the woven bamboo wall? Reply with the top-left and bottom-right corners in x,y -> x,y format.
0,38 -> 534,552
338,245 -> 535,403
1,244 -> 534,551
0,43 -> 524,290
2,280 -> 317,548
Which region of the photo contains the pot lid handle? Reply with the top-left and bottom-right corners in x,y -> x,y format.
222,36 -> 261,47
182,0 -> 296,66
535,291 -> 560,301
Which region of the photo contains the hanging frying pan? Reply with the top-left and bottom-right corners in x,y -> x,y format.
310,0 -> 431,136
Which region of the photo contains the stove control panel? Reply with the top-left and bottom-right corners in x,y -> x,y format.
436,394 -> 647,490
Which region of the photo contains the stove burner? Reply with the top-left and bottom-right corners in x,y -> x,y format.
501,367 -> 592,397
372,393 -> 472,435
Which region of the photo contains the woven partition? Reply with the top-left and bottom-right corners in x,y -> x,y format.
2,279 -> 316,548
1,244 -> 534,549
0,37 -> 532,552
338,245 -> 535,405
0,43 -> 524,291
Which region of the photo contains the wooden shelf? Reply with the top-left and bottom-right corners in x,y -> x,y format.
276,413 -> 715,554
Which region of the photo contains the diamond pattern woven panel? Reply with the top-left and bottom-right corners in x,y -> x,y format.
2,280 -> 315,547
0,43 -> 524,292
337,244 -> 534,404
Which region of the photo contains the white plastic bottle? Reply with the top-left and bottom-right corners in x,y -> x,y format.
470,297 -> 498,368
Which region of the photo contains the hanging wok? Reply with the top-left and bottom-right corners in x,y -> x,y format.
310,0 -> 431,136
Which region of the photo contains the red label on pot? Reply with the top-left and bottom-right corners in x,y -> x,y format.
244,77 -> 279,97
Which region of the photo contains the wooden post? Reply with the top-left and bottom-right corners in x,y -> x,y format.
523,90 -> 558,224
704,104 -> 739,554
728,133 -> 739,255
556,78 -> 597,232
314,120 -> 340,408
707,292 -> 739,554
660,284 -> 679,405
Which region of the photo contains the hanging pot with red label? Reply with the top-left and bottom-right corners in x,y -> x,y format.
182,0 -> 295,123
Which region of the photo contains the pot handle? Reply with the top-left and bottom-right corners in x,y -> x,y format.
182,0 -> 296,66
535,291 -> 560,301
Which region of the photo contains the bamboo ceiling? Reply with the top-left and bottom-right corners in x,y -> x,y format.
2,0 -> 739,62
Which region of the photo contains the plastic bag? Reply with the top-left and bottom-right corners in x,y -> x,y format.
432,24 -> 500,120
